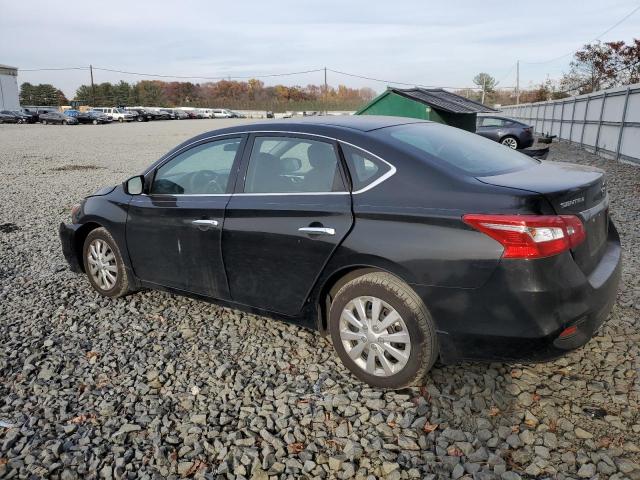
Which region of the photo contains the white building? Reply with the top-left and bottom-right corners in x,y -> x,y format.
0,64 -> 20,110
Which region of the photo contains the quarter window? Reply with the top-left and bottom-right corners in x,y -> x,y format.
244,137 -> 344,193
151,138 -> 241,194
341,144 -> 390,191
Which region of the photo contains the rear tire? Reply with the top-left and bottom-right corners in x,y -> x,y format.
329,272 -> 438,389
118,117 -> 124,123
82,228 -> 131,298
93,119 -> 98,125
42,120 -> 47,125
501,136 -> 519,149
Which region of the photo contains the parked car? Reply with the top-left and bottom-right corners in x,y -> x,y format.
15,110 -> 38,123
159,109 -> 178,120
59,116 -> 621,388
40,112 -> 79,125
63,109 -> 82,118
150,110 -> 171,120
76,111 -> 112,125
0,111 -> 19,123
174,110 -> 189,120
126,108 -> 154,122
22,107 -> 57,122
476,115 -> 534,149
265,111 -> 274,118
212,109 -> 233,118
0,110 -> 34,123
91,107 -> 135,122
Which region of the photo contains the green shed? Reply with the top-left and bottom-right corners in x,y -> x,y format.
356,87 -> 497,132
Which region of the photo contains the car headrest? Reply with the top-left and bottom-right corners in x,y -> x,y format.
308,143 -> 334,169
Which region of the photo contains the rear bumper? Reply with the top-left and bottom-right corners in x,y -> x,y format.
59,222 -> 83,273
519,133 -> 534,149
414,221 -> 622,364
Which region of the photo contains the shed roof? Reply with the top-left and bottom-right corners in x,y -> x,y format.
391,88 -> 497,114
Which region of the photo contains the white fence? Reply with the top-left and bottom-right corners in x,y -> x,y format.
500,84 -> 640,164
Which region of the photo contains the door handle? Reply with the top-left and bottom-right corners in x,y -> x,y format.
298,227 -> 335,236
192,219 -> 219,230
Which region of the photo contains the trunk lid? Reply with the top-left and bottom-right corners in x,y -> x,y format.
477,161 -> 609,275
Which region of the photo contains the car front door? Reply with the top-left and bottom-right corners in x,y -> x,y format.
126,135 -> 246,298
222,133 -> 354,316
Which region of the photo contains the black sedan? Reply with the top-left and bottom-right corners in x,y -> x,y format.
76,111 -> 112,125
476,115 -> 534,149
0,110 -> 33,123
59,116 -> 621,388
0,111 -> 19,123
40,112 -> 78,125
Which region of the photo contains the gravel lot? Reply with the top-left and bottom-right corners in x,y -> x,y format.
0,121 -> 638,480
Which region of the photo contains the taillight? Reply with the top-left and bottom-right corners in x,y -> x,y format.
462,214 -> 585,259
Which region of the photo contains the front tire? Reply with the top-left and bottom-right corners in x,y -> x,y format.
42,120 -> 47,125
82,228 -> 130,298
118,117 -> 124,123
329,272 -> 438,389
501,136 -> 519,149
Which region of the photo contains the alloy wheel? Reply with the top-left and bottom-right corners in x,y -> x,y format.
501,137 -> 518,149
87,238 -> 118,291
339,296 -> 411,377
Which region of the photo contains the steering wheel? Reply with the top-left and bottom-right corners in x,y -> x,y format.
189,170 -> 224,194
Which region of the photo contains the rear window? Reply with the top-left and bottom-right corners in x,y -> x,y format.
380,123 -> 538,176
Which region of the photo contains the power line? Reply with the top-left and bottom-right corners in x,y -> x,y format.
495,63 -> 517,86
92,66 -> 325,80
522,3 -> 640,65
327,68 -> 495,90
21,67 -> 88,72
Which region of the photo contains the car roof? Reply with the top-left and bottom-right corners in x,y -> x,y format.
276,115 -> 426,132
216,115 -> 428,136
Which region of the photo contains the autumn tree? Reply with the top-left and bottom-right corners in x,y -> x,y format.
560,39 -> 640,95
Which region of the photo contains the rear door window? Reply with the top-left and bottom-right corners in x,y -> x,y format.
244,136 -> 344,193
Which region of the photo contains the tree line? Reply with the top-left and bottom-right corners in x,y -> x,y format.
19,83 -> 69,106
21,78 -> 376,111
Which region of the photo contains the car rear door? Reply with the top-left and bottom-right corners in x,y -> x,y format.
126,135 -> 246,299
222,133 -> 354,316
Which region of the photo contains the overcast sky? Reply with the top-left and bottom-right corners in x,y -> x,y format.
1,0 -> 638,97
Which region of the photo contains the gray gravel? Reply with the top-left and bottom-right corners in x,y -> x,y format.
0,122 -> 638,479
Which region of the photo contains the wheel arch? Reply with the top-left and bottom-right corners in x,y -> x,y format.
73,222 -> 104,272
314,263 -> 414,334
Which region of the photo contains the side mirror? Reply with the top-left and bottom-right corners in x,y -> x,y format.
124,175 -> 144,195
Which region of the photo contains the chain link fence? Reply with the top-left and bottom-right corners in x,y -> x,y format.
500,84 -> 640,164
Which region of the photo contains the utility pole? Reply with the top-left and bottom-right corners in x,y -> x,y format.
323,67 -> 328,115
481,77 -> 486,104
89,64 -> 95,107
516,60 -> 520,104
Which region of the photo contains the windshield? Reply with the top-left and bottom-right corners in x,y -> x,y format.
379,122 -> 538,176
